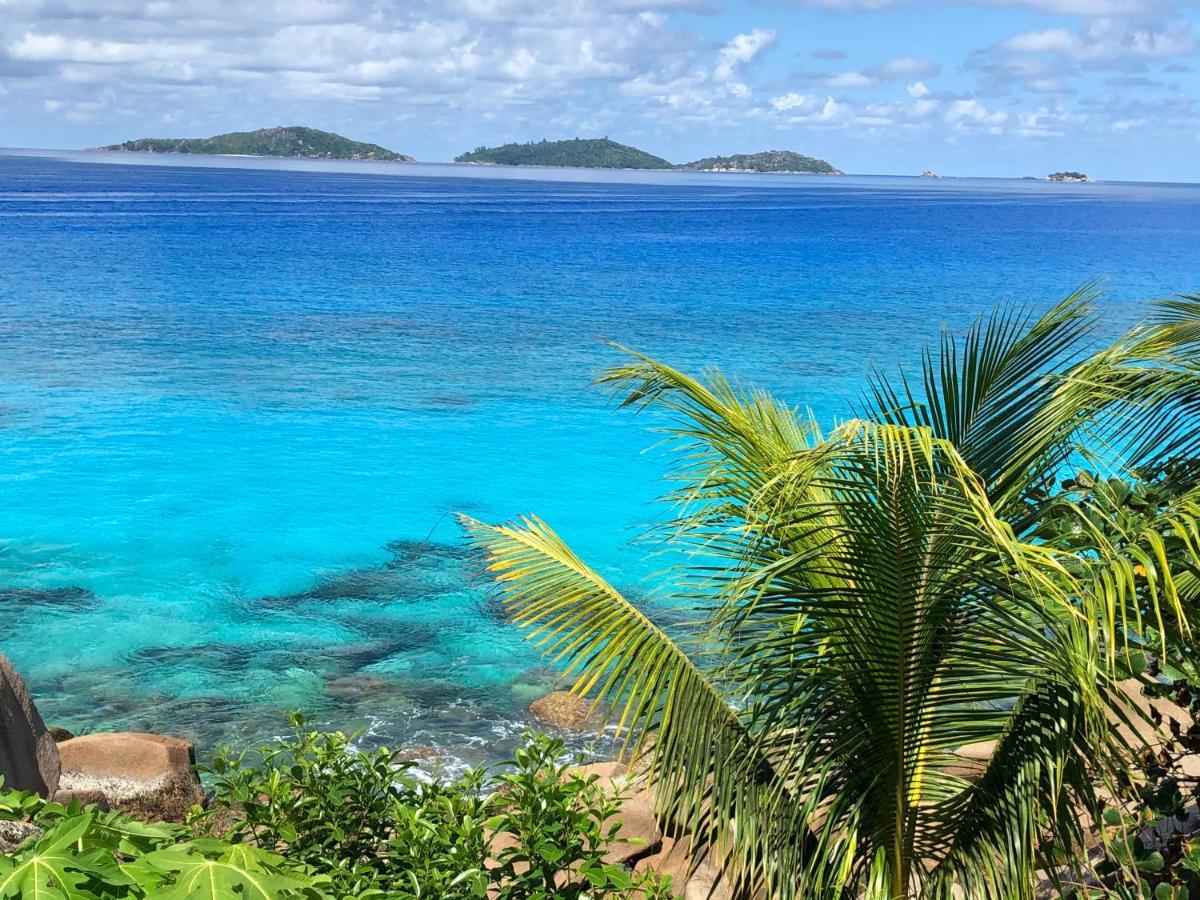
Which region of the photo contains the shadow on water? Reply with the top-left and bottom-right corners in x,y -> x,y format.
0,586 -> 97,611
5,537 -> 640,771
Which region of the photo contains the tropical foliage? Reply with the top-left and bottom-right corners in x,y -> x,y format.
0,725 -> 670,899
0,784 -> 319,899
193,717 -> 669,899
463,288 -> 1200,899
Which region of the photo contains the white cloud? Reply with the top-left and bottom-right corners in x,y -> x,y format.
864,56 -> 940,80
713,28 -> 775,81
825,71 -> 877,88
907,80 -> 930,97
945,98 -> 1009,132
785,0 -> 1164,13
997,18 -> 1197,63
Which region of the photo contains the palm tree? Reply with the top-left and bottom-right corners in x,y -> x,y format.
462,289 -> 1200,899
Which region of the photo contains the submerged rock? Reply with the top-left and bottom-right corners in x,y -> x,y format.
0,654 -> 61,797
57,732 -> 204,823
0,586 -> 95,610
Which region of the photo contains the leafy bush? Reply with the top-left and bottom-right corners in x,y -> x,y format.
1,722 -> 670,898
0,784 -> 320,898
193,714 -> 671,899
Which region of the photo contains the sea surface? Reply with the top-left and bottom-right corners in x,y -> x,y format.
1,149 -> 1198,769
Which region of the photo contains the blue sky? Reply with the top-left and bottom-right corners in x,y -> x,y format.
1,0 -> 1198,181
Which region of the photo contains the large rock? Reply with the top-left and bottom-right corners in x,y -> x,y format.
528,691 -> 602,733
635,836 -> 735,900
57,732 -> 203,823
0,654 -> 60,797
566,762 -> 661,864
604,788 -> 662,865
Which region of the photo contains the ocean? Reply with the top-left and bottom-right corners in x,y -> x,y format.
1,148 -> 1197,768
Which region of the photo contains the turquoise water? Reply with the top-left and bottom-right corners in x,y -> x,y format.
1,149 -> 1198,766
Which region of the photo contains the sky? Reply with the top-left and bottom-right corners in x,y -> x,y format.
1,0 -> 1198,181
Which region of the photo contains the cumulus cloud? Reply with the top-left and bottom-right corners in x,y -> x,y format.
2,0 -> 1198,165
863,56 -> 941,79
713,28 -> 775,81
996,18 -> 1197,63
784,0 -> 1167,13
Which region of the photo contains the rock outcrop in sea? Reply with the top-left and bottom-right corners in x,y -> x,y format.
0,654 -> 60,797
0,653 -> 204,823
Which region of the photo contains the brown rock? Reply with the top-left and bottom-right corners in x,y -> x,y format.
391,746 -> 439,765
57,732 -> 203,823
943,739 -> 995,783
0,654 -> 60,797
566,761 -> 630,792
528,691 -> 602,733
47,727 -> 74,742
604,788 -> 662,865
1111,677 -> 1194,752
635,836 -> 734,900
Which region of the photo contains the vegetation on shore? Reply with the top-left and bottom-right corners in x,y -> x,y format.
465,287 -> 1200,899
1049,171 -> 1091,182
455,138 -> 673,170
0,718 -> 669,898
92,127 -> 413,162
675,150 -> 840,174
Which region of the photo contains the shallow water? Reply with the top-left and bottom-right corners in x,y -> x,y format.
1,150 -> 1198,769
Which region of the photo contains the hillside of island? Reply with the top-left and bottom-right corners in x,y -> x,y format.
676,150 -> 841,174
91,126 -> 413,162
1048,171 -> 1091,182
455,138 -> 840,174
456,138 -> 673,169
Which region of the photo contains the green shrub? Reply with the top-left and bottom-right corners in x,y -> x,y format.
0,784 -> 320,898
193,714 -> 671,899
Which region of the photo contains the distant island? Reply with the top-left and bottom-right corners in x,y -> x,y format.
456,138 -> 672,170
456,139 -> 839,174
1047,171 -> 1090,183
676,150 -> 840,175
90,126 -> 413,162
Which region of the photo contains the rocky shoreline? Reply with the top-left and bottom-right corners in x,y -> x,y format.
0,654 -> 736,896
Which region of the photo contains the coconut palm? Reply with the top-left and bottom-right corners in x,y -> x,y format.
461,289 -> 1200,900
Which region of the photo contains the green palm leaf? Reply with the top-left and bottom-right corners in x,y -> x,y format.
466,291 -> 1200,898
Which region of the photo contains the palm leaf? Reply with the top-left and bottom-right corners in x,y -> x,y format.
459,513 -> 823,894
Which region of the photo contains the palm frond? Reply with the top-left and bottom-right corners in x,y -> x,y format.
458,513 -> 824,894
862,286 -> 1101,516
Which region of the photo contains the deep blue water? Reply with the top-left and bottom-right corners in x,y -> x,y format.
1,149 -> 1198,767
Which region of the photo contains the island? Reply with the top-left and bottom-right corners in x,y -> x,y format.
90,126 -> 413,162
675,150 -> 841,175
1047,171 -> 1090,183
921,170 -> 939,178
455,138 -> 672,169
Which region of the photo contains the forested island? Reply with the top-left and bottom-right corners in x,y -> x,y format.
91,126 -> 413,162
676,150 -> 841,174
1048,171 -> 1090,182
456,138 -> 672,169
90,127 -> 842,174
456,138 -> 840,174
